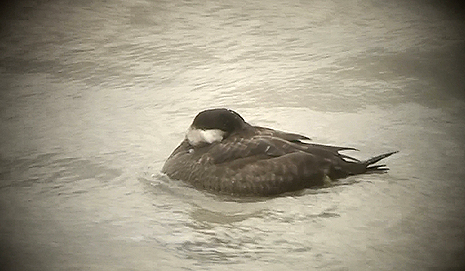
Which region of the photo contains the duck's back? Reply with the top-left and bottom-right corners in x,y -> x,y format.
162,135 -> 338,196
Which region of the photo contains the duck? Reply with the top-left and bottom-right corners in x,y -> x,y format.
162,108 -> 397,196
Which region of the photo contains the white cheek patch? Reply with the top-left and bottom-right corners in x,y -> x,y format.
186,127 -> 225,146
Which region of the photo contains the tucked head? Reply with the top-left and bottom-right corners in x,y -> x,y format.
186,108 -> 247,146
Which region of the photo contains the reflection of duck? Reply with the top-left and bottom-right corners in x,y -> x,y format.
162,108 -> 397,196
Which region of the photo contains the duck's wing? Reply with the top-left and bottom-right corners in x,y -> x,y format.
296,143 -> 359,162
205,136 -> 292,165
252,126 -> 359,161
165,136 -> 397,196
163,136 -> 328,196
297,143 -> 397,178
191,136 -> 331,196
205,134 -> 357,165
253,126 -> 311,142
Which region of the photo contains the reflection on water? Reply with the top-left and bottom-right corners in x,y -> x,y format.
1,0 -> 465,270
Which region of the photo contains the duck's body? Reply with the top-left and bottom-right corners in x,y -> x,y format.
162,108 -> 397,196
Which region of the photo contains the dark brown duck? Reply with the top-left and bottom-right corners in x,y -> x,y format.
162,108 -> 397,196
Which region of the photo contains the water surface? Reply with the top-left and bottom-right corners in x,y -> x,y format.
1,0 -> 464,270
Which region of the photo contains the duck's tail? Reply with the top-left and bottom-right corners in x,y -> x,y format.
328,150 -> 398,179
363,151 -> 398,173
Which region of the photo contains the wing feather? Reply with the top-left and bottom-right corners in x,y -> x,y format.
214,151 -> 330,195
205,137 -> 289,164
254,126 -> 311,142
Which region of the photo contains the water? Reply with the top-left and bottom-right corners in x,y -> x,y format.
1,0 -> 464,270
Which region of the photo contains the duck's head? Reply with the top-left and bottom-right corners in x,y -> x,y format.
186,108 -> 248,147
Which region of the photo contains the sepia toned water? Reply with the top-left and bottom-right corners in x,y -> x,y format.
1,0 -> 464,270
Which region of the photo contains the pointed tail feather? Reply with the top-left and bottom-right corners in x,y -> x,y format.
364,151 -> 398,172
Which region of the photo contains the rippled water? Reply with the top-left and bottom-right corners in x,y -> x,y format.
1,0 -> 464,270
